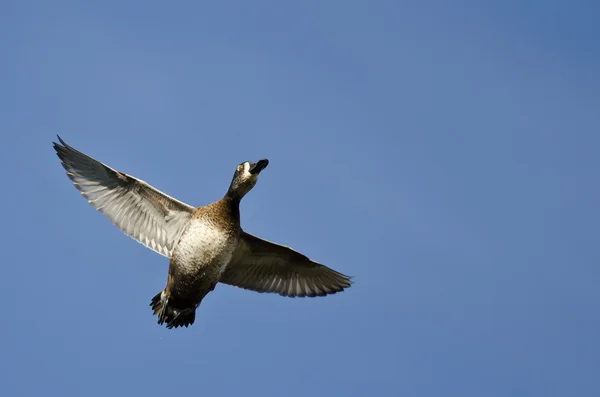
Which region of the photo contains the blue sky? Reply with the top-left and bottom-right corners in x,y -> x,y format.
2,1 -> 599,396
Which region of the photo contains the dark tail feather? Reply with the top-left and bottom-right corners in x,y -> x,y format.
150,291 -> 196,329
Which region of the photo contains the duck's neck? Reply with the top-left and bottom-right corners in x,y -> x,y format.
220,194 -> 241,223
223,190 -> 242,206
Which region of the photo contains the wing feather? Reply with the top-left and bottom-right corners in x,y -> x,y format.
220,231 -> 352,297
53,136 -> 195,257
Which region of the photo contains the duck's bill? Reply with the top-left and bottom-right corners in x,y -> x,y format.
249,159 -> 269,174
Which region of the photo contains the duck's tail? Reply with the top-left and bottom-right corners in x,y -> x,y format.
150,291 -> 196,329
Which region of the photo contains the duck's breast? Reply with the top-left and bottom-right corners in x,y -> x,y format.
172,218 -> 239,275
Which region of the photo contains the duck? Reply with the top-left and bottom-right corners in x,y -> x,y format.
53,136 -> 351,329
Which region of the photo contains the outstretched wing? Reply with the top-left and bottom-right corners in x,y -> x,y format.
53,136 -> 195,257
220,231 -> 352,297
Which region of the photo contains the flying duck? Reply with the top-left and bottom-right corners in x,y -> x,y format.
53,136 -> 351,329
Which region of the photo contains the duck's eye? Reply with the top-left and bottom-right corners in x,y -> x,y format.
237,165 -> 244,172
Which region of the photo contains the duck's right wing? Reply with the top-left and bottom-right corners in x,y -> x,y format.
221,231 -> 352,297
53,136 -> 195,258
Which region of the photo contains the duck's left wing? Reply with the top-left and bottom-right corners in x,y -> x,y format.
53,136 -> 195,258
220,231 -> 352,297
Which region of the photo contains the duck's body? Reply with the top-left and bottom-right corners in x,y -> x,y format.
152,199 -> 241,327
53,136 -> 351,329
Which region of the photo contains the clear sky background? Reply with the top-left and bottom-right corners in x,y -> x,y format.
1,1 -> 599,396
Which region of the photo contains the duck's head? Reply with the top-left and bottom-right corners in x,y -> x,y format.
226,159 -> 269,200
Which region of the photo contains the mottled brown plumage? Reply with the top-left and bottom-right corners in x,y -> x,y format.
53,136 -> 352,329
